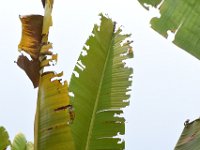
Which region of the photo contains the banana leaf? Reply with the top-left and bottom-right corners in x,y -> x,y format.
174,118 -> 200,150
11,133 -> 26,150
17,1 -> 75,149
34,72 -> 75,150
0,126 -> 10,150
11,133 -> 33,150
138,0 -> 200,60
69,14 -> 133,150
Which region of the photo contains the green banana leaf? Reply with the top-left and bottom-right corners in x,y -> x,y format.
11,133 -> 33,150
11,133 -> 26,150
174,118 -> 200,150
69,14 -> 133,150
138,0 -> 200,60
0,126 -> 10,149
25,142 -> 34,150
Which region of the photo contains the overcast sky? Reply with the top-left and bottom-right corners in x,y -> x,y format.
1,0 -> 200,150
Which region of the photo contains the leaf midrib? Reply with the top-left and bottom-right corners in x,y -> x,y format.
85,29 -> 115,150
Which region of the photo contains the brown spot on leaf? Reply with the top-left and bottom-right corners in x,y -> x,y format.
181,133 -> 197,145
54,105 -> 73,112
47,127 -> 53,131
54,105 -> 75,123
41,71 -> 54,77
16,55 -> 40,88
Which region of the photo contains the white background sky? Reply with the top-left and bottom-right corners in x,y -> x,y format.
1,0 -> 200,150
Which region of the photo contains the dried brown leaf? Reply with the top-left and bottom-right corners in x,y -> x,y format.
16,55 -> 40,88
18,15 -> 43,59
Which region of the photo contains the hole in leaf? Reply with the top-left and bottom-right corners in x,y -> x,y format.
113,132 -> 125,144
69,92 -> 75,97
73,71 -> 79,78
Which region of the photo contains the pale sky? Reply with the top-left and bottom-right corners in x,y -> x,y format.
1,0 -> 200,150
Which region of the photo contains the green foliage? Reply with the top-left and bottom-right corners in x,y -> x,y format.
0,126 -> 10,150
11,133 -> 33,150
138,0 -> 162,9
0,128 -> 33,150
1,0 -> 134,149
174,118 -> 200,150
25,142 -> 34,150
11,133 -> 27,150
138,1 -> 200,149
138,0 -> 200,60
69,14 -> 133,150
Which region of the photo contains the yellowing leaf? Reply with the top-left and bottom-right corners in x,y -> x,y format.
40,54 -> 57,68
40,43 -> 53,55
42,0 -> 53,35
17,2 -> 75,150
34,72 -> 75,150
18,15 -> 43,59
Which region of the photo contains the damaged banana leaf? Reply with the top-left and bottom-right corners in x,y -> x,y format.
17,0 -> 75,150
17,15 -> 43,88
18,15 -> 43,59
69,14 -> 133,150
17,0 -> 54,88
138,0 -> 200,60
34,71 -> 75,150
174,118 -> 200,150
